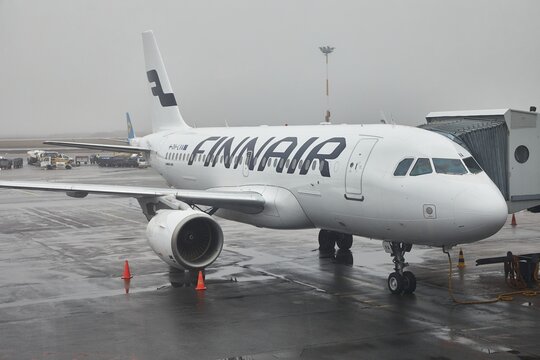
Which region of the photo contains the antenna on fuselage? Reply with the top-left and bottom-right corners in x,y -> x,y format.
380,110 -> 388,124
380,110 -> 396,125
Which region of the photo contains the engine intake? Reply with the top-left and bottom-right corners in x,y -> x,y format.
146,209 -> 224,269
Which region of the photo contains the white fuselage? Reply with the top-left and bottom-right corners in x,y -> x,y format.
134,123 -> 508,247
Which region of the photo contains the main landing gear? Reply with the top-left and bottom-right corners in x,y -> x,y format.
318,229 -> 353,254
383,241 -> 416,295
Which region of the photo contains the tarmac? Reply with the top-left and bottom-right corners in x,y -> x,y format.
1,151 -> 540,360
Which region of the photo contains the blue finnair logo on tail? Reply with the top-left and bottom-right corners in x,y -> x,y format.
147,70 -> 177,107
126,113 -> 136,140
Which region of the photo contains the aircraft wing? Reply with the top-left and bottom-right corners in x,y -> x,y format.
43,141 -> 149,153
0,181 -> 265,214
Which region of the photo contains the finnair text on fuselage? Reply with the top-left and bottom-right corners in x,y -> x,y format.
167,135 -> 347,177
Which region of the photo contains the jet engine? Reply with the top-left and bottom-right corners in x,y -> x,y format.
146,209 -> 224,269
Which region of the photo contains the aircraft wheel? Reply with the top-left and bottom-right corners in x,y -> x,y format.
318,230 -> 335,252
402,271 -> 417,294
336,234 -> 353,250
387,272 -> 404,294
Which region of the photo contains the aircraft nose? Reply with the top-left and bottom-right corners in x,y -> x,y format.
454,184 -> 508,241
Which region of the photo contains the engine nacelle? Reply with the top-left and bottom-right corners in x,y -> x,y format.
146,209 -> 224,270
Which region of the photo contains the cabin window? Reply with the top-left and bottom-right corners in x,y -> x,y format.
203,154 -> 206,163
279,159 -> 284,168
285,159 -> 290,168
393,158 -> 414,176
433,158 -> 467,175
463,157 -> 483,174
298,160 -> 303,170
274,158 -> 278,167
304,159 -> 310,170
311,160 -> 317,171
291,159 -> 297,169
220,155 -> 223,163
410,158 -> 432,176
261,157 -> 267,168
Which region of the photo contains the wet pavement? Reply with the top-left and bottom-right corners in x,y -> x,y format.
1,152 -> 540,359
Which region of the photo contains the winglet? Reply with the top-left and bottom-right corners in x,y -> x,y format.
142,30 -> 189,132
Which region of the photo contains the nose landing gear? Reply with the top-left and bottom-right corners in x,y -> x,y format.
383,241 -> 416,294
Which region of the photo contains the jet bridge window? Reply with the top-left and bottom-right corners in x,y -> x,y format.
463,157 -> 483,174
432,158 -> 467,175
393,158 -> 414,176
410,158 -> 432,176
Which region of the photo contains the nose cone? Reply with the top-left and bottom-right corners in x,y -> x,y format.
454,184 -> 508,242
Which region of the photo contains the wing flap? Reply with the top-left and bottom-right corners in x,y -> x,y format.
0,181 -> 265,214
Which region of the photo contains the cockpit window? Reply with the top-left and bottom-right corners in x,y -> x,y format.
463,157 -> 483,174
393,158 -> 414,176
432,158 -> 467,175
410,158 -> 432,176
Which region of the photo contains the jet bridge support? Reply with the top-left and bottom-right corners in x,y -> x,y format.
421,108 -> 540,213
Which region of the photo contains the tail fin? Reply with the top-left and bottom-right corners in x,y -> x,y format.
142,30 -> 189,132
126,112 -> 136,140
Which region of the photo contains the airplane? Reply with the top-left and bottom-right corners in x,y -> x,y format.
0,31 -> 508,295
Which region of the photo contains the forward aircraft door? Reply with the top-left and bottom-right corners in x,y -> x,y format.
345,138 -> 378,201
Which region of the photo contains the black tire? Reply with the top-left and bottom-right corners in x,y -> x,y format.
387,272 -> 404,294
336,234 -> 353,250
318,230 -> 336,252
402,271 -> 417,294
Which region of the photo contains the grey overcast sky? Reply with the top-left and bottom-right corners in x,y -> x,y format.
1,0 -> 540,138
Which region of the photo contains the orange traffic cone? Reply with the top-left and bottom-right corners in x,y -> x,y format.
121,260 -> 133,280
457,248 -> 466,269
511,214 -> 517,226
195,270 -> 206,291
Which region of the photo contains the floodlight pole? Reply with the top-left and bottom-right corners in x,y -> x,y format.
319,46 -> 335,123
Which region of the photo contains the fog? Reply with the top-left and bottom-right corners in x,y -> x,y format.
1,0 -> 540,138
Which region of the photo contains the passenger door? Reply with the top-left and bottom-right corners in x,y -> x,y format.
345,138 -> 378,200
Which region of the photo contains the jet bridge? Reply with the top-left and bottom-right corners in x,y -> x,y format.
420,108 -> 540,213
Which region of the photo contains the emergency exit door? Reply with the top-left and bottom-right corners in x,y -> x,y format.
345,138 -> 378,200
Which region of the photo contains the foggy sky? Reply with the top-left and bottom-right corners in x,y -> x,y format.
1,0 -> 540,138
